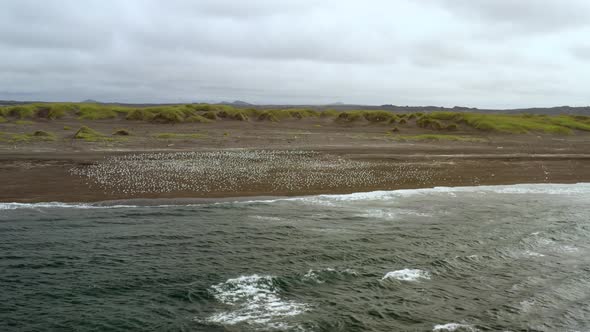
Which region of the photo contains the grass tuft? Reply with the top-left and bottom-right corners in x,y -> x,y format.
78,105 -> 117,120
126,109 -> 154,121
216,109 -> 248,121
186,114 -> 212,123
9,130 -> 56,142
74,126 -> 110,141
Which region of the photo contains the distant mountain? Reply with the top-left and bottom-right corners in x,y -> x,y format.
81,99 -> 101,103
219,100 -> 253,106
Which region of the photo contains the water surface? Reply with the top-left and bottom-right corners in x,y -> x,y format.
1,183 -> 589,331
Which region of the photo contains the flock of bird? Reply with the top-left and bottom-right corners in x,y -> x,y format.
69,150 -> 438,195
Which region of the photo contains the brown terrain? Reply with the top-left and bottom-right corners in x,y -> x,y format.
1,116 -> 589,203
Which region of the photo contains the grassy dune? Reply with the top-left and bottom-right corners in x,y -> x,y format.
1,103 -> 590,136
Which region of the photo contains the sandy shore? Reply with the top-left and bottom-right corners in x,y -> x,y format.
2,147 -> 589,203
1,118 -> 590,203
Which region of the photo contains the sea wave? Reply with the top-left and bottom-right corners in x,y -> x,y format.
433,323 -> 478,331
239,182 -> 590,206
0,202 -> 140,210
382,269 -> 431,282
3,183 -> 589,210
202,274 -> 308,329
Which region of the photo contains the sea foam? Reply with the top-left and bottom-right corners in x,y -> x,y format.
237,183 -> 590,206
4,183 -> 589,210
204,274 -> 308,328
0,202 -> 138,210
382,269 -> 431,282
433,323 -> 478,331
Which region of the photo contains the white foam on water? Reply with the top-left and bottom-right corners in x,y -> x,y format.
382,269 -> 431,282
5,183 -> 589,210
433,323 -> 478,331
357,209 -> 398,220
204,274 -> 308,328
311,183 -> 574,202
523,250 -> 545,257
238,183 -> 590,206
556,245 -> 579,253
250,215 -> 283,221
0,202 -> 139,210
520,299 -> 536,313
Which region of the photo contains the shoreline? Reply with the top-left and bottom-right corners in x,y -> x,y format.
1,182 -> 589,207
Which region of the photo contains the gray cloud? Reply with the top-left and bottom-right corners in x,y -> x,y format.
436,0 -> 590,35
0,0 -> 589,108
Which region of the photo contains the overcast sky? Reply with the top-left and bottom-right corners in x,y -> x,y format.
1,0 -> 590,108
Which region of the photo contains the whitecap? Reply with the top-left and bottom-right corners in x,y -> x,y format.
433,322 -> 478,331
523,250 -> 545,257
250,215 -> 282,221
203,274 -> 308,328
236,183 -> 590,206
0,202 -> 139,210
357,209 -> 398,220
382,269 -> 430,281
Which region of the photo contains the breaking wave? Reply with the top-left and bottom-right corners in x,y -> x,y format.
202,274 -> 308,329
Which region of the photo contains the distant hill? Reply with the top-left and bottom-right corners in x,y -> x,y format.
218,100 -> 253,106
81,99 -> 101,103
1,99 -> 589,116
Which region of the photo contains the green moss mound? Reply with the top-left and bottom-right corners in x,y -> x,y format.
74,126 -> 107,141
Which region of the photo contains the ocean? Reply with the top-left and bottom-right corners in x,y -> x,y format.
1,183 -> 589,331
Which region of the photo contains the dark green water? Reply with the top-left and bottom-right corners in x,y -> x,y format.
1,184 -> 590,332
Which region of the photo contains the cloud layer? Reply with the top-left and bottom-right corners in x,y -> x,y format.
1,0 -> 589,108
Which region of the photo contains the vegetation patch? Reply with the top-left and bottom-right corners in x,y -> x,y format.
150,108 -> 187,123
126,109 -> 154,121
186,114 -> 212,123
320,109 -> 339,118
74,126 -> 110,141
362,110 -> 397,123
14,120 -> 34,125
77,105 -> 118,120
8,130 -> 56,142
546,115 -> 590,132
5,105 -> 36,119
1,103 -> 589,137
337,111 -> 364,122
202,111 -> 218,120
417,117 -> 443,130
216,109 -> 249,121
257,111 -> 279,122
